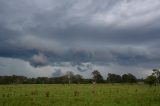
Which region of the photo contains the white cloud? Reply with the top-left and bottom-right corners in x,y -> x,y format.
31,53 -> 48,65
91,0 -> 160,28
0,57 -> 63,77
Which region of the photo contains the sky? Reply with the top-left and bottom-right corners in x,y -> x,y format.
0,0 -> 160,78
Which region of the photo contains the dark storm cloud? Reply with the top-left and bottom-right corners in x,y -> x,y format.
76,63 -> 93,72
0,0 -> 160,72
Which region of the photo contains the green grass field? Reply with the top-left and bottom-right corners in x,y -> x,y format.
0,84 -> 160,106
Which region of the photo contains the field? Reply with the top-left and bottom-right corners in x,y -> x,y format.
0,84 -> 160,106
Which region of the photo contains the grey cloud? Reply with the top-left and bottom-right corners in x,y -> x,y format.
76,63 -> 93,72
30,53 -> 48,67
0,0 -> 160,77
52,69 -> 63,77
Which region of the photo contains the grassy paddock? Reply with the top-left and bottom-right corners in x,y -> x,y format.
0,84 -> 160,106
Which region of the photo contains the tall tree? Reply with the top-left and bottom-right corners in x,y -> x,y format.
107,73 -> 122,83
73,74 -> 83,84
92,70 -> 104,83
122,73 -> 137,83
152,69 -> 160,84
64,71 -> 74,84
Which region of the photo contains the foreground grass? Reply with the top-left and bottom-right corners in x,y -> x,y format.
0,84 -> 160,106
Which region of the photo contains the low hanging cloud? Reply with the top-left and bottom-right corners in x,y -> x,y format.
30,53 -> 48,67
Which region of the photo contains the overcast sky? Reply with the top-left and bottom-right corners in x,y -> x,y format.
0,0 -> 160,78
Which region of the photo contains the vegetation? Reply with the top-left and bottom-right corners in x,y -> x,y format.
152,69 -> 160,84
144,75 -> 157,86
0,69 -> 160,106
144,69 -> 160,86
0,84 -> 160,106
122,73 -> 137,83
0,69 -> 159,85
0,71 -> 138,84
92,70 -> 104,83
107,73 -> 122,83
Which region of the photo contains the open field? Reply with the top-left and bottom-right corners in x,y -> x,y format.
0,84 -> 160,106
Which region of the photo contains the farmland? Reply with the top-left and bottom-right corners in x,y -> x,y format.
0,84 -> 160,106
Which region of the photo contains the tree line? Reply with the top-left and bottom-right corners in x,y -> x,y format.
0,69 -> 159,85
0,70 -> 137,84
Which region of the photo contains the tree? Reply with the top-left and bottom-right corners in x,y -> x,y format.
144,75 -> 157,86
73,74 -> 83,84
107,73 -> 122,83
152,69 -> 160,84
64,71 -> 74,84
122,73 -> 137,83
92,70 -> 104,83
